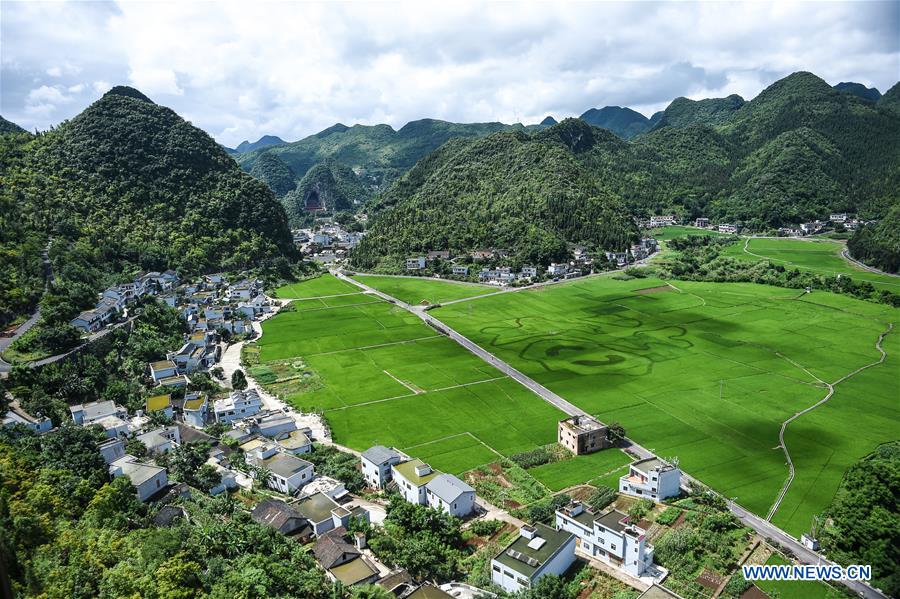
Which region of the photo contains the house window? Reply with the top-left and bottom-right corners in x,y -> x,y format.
611,544 -> 616,550
492,565 -> 500,572
517,577 -> 528,585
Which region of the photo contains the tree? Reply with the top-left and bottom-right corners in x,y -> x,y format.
125,437 -> 148,458
606,421 -> 626,445
231,369 -> 248,390
628,498 -> 654,521
350,584 -> 394,599
0,380 -> 9,415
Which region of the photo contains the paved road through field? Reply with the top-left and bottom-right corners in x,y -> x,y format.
334,269 -> 889,599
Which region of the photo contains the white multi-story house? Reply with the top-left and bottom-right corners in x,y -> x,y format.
520,266 -> 538,279
406,256 -> 426,270
718,223 -> 739,234
619,457 -> 681,501
547,263 -> 568,277
146,393 -> 173,419
247,442 -> 314,495
149,360 -> 178,383
491,523 -> 576,593
479,268 -> 516,284
214,389 -> 263,424
694,217 -> 709,228
70,400 -> 128,426
555,502 -> 654,577
425,473 -> 476,517
361,445 -> 404,489
830,213 -> 848,223
391,459 -> 438,505
649,215 -> 676,228
451,265 -> 469,276
109,455 -> 168,502
136,425 -> 181,455
182,392 -> 208,427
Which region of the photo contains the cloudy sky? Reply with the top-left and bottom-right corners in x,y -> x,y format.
2,1 -> 898,146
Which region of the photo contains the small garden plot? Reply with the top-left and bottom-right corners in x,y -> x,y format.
464,460 -> 549,510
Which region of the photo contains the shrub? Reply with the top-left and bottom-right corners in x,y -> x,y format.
656,506 -> 682,526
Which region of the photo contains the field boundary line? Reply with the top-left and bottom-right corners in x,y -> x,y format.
402,432 -> 471,451
431,376 -> 508,393
325,391 -> 419,412
766,323 -> 893,521
279,291 -> 365,300
295,299 -> 385,313
304,335 -> 443,357
383,370 -> 424,394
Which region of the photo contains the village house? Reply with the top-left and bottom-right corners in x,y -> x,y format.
109,455 -> 168,502
242,410 -> 297,438
156,374 -> 190,389
314,529 -> 380,588
248,442 -> 314,494
520,266 -> 538,279
800,221 -> 823,235
70,400 -> 128,426
694,217 -> 709,228
718,223 -> 739,234
425,473 -> 476,518
251,498 -> 313,539
426,250 -> 450,262
605,251 -> 628,267
2,400 -> 52,434
555,501 -> 655,578
649,215 -> 676,228
830,213 -> 849,223
547,263 -> 568,277
392,459 -> 439,505
451,265 -> 469,277
276,429 -> 313,455
490,523 -> 576,593
619,457 -> 682,501
406,256 -> 426,270
479,267 -> 515,285
558,414 -> 610,455
213,388 -> 263,424
98,437 -> 126,464
146,393 -> 173,419
630,244 -> 648,261
295,491 -> 342,537
181,392 -> 208,427
136,425 -> 181,455
70,308 -> 110,333
149,360 -> 178,383
361,445 -> 405,489
470,249 -> 495,260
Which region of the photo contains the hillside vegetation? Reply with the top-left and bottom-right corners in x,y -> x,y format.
352,120 -> 640,269
0,87 -> 298,327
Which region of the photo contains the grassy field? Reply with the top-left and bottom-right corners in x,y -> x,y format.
434,276 -> 899,534
651,225 -> 729,241
352,274 -> 495,305
255,280 -> 565,476
273,273 -> 361,298
723,237 -> 900,292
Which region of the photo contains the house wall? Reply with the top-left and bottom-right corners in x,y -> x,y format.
394,472 -> 426,505
183,409 -> 206,428
427,490 -> 475,517
136,470 -> 168,502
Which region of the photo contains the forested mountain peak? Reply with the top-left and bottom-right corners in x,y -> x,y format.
102,85 -> 155,103
878,82 -> 900,111
0,115 -> 26,134
314,123 -> 350,137
536,117 -> 615,153
234,134 -> 287,153
834,81 -> 882,102
579,106 -> 651,139
652,93 -> 745,130
540,116 -> 558,126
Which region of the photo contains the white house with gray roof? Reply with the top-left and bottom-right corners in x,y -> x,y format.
249,444 -> 314,495
109,455 -> 168,502
392,459 -> 439,505
361,445 -> 404,489
425,473 -> 475,517
619,457 -> 681,502
491,523 -> 576,593
70,400 -> 127,426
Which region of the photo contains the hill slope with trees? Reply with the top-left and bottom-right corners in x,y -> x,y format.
0,86 -> 298,328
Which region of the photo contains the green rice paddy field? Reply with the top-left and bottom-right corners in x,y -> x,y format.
260,283 -> 565,475
273,273 -> 361,298
353,274 -> 495,305
725,237 -> 900,292
432,276 -> 899,535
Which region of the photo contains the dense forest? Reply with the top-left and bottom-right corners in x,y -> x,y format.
352,72 -> 899,267
819,442 -> 900,597
351,120 -> 641,269
0,86 -> 299,328
282,160 -> 370,226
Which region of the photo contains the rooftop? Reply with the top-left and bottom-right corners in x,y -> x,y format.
406,584 -> 455,599
425,473 -> 474,503
146,394 -> 171,412
559,414 -> 606,434
111,456 -> 165,486
150,360 -> 176,371
632,457 -> 673,474
595,509 -> 629,533
362,444 -> 401,465
183,393 -> 207,411
494,522 -> 573,578
277,430 -> 311,450
329,555 -> 377,586
263,453 -> 312,479
393,459 -> 439,487
295,492 -> 340,523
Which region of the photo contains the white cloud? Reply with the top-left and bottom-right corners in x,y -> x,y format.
1,1 -> 897,144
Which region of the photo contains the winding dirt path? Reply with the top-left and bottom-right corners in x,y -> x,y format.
766,323 -> 893,520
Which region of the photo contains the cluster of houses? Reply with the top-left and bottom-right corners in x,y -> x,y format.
71,270 -> 180,334
361,445 -> 477,518
403,238 -> 659,287
293,223 -> 366,266
141,276 -> 272,389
